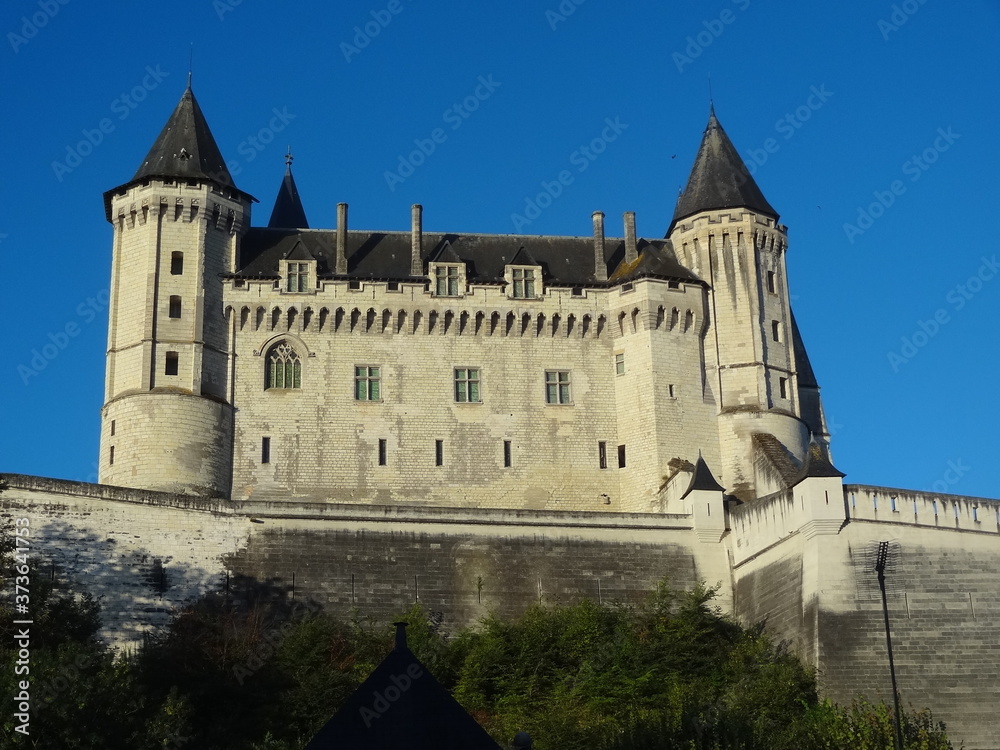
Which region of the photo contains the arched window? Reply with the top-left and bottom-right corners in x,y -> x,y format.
266,341 -> 301,389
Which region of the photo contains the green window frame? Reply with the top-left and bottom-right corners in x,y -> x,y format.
355,365 -> 381,401
435,265 -> 460,296
544,370 -> 571,404
454,368 -> 481,403
286,262 -> 310,292
267,342 -> 301,389
512,267 -> 535,299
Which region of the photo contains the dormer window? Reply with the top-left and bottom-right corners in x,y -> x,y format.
283,260 -> 314,293
507,266 -> 540,299
429,262 -> 465,297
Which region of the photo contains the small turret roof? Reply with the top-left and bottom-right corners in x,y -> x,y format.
131,86 -> 236,188
682,455 -> 726,498
792,441 -> 846,486
268,162 -> 309,229
669,107 -> 778,233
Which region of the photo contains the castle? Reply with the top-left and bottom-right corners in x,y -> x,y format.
3,86 -> 998,748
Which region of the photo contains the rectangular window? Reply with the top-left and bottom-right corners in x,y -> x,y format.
512,268 -> 535,299
779,377 -> 788,399
668,384 -> 676,398
348,280 -> 362,290
261,436 -> 270,464
503,440 -> 512,468
544,370 -> 571,404
571,287 -> 584,297
110,419 -> 116,437
618,444 -> 626,468
598,441 -> 607,469
286,262 -> 309,292
435,265 -> 460,296
614,353 -> 625,376
109,445 -> 114,465
170,251 -> 184,275
435,439 -> 444,467
454,368 -> 481,402
387,281 -> 400,291
378,438 -> 387,466
771,320 -> 781,342
169,295 -> 182,319
767,270 -> 776,293
165,351 -> 178,376
355,366 -> 381,400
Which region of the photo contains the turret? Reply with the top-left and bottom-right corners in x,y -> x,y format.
667,107 -> 808,499
98,85 -> 254,496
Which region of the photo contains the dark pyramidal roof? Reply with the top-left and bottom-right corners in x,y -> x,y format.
669,107 -> 778,233
305,624 -> 501,750
682,455 -> 726,497
793,440 -> 846,486
131,86 -> 234,187
268,161 -> 309,229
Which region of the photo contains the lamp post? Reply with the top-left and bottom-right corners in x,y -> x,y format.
874,540 -> 904,750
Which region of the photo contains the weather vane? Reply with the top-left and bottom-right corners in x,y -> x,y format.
285,146 -> 294,168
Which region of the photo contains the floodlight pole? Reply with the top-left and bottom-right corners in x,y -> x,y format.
875,541 -> 904,750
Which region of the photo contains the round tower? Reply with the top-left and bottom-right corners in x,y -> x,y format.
98,85 -> 254,497
667,107 -> 815,499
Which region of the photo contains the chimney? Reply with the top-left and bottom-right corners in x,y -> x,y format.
410,204 -> 423,276
592,211 -> 607,282
393,621 -> 409,651
335,202 -> 348,274
624,211 -> 638,265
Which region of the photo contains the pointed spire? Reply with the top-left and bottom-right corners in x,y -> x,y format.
682,454 -> 726,498
131,86 -> 236,189
669,108 -> 778,233
267,151 -> 309,229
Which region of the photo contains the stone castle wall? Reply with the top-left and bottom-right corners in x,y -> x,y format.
4,476 -> 998,748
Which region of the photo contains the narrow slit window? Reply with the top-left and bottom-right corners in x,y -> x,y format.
378,438 -> 387,466
771,320 -> 781,342
109,445 -> 114,465
598,441 -> 607,470
618,444 -> 626,468
169,295 -> 182,319
779,377 -> 788,399
766,270 -> 776,293
503,440 -> 512,468
170,251 -> 184,275
164,351 -> 178,376
435,439 -> 444,467
261,436 -> 270,464
110,419 -> 116,437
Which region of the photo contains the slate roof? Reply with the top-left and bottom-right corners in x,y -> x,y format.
235,229 -> 703,287
792,440 -> 846,486
104,86 -> 255,219
268,165 -> 309,229
304,624 -> 501,750
790,310 -> 818,388
682,455 -> 726,498
669,107 -> 778,233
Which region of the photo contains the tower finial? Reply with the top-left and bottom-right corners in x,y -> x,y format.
285,146 -> 294,169
187,43 -> 193,89
708,74 -> 714,117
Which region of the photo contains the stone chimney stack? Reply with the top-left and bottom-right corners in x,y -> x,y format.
410,204 -> 423,276
624,211 -> 638,264
592,211 -> 607,282
335,202 -> 348,274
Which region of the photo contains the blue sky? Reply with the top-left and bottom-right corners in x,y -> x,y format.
2,0 -> 998,498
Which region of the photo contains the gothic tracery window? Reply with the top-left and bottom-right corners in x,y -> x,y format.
266,342 -> 301,389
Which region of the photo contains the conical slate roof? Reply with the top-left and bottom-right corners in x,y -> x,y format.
682,455 -> 726,498
669,108 -> 778,233
268,165 -> 309,229
305,624 -> 501,750
131,86 -> 236,188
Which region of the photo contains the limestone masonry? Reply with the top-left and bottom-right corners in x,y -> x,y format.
2,87 -> 998,748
